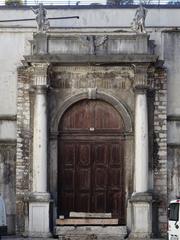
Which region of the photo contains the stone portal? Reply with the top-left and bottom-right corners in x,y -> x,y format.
16,32 -> 162,238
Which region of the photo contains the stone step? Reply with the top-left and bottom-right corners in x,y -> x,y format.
56,218 -> 118,225
69,212 -> 112,219
58,235 -> 124,240
55,225 -> 127,240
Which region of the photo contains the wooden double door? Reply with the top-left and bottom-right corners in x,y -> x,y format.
58,100 -> 126,224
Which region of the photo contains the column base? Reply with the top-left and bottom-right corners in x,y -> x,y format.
28,192 -> 51,237
129,192 -> 152,240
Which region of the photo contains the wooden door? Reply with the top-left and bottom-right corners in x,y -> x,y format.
58,100 -> 126,224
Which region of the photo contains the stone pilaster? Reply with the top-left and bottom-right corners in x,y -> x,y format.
28,63 -> 51,237
130,64 -> 152,239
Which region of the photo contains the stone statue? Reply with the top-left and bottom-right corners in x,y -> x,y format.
31,3 -> 50,33
131,3 -> 148,34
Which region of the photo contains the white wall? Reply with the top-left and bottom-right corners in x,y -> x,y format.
0,7 -> 180,28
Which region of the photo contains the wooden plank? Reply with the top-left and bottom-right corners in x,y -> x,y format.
56,218 -> 118,226
69,212 -> 112,219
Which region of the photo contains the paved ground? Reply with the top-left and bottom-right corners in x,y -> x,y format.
1,237 -> 57,239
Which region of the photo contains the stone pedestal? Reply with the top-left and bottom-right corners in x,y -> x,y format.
129,193 -> 152,240
29,193 -> 51,237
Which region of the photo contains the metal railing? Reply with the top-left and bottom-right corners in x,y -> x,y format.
1,0 -> 180,6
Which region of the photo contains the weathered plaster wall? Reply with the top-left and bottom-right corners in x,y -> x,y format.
0,30 -> 32,233
162,32 -> 180,203
0,31 -> 32,115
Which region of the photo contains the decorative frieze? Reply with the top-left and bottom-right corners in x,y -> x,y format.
51,66 -> 134,90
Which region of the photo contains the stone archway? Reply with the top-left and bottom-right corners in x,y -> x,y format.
51,90 -> 133,133
58,99 -> 127,224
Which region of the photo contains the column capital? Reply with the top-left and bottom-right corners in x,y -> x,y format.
31,63 -> 49,87
133,63 -> 150,90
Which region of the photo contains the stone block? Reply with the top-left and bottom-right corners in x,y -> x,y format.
69,212 -> 112,219
55,226 -> 127,240
56,218 -> 118,225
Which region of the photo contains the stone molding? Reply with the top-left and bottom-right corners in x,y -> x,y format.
168,143 -> 180,148
24,54 -> 157,64
130,192 -> 152,202
0,139 -> 16,144
0,115 -> 17,121
167,115 -> 180,121
50,91 -> 133,133
28,192 -> 50,202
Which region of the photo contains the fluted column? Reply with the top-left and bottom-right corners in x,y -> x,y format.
29,63 -> 51,237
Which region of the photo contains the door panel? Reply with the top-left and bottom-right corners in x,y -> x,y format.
94,192 -> 106,212
76,143 -> 91,212
78,144 -> 91,166
63,143 -> 75,166
94,143 -> 108,165
94,168 -> 107,189
59,100 -> 125,131
58,100 -> 125,224
94,101 -> 124,129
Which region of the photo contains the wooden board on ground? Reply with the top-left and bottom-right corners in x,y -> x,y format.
69,212 -> 112,219
56,218 -> 118,225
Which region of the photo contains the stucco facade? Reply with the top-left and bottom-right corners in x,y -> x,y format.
0,5 -> 179,239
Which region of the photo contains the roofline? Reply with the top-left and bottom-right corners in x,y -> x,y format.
2,4 -> 180,10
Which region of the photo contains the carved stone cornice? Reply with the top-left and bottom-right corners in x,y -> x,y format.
24,54 -> 157,64
31,63 -> 49,87
133,64 -> 150,90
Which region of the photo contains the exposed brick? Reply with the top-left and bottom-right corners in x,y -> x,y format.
153,67 -> 167,237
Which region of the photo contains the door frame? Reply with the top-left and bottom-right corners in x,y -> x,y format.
49,91 -> 133,226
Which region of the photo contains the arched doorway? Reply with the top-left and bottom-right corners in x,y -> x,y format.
58,99 -> 126,224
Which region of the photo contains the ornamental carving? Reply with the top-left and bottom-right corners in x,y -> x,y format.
31,63 -> 49,86
51,66 -> 134,90
79,35 -> 108,54
31,3 -> 50,33
131,4 -> 148,34
133,64 -> 150,90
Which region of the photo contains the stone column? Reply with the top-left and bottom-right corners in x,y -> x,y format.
135,84 -> 148,193
130,64 -> 152,239
29,63 -> 51,237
